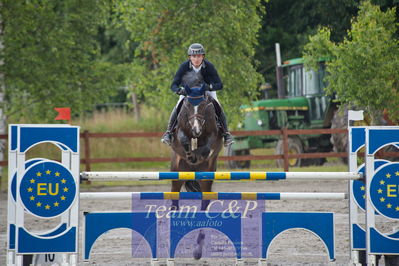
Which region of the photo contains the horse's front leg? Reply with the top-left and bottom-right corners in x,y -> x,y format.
177,129 -> 197,163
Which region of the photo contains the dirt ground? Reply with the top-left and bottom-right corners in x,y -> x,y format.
1,180 -> 397,266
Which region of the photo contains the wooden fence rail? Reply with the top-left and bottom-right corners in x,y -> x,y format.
0,128 -> 352,172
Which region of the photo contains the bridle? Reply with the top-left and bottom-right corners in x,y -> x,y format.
188,113 -> 205,121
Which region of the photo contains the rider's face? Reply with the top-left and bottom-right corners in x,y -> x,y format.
189,54 -> 204,68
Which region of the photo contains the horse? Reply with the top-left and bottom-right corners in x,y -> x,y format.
170,71 -> 223,211
169,71 -> 223,260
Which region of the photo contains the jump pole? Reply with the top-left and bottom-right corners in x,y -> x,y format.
80,192 -> 347,200
81,171 -> 362,181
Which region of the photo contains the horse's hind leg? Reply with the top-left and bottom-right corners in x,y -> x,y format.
171,180 -> 184,210
199,180 -> 213,211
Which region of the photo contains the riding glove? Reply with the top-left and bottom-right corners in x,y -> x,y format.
176,87 -> 187,96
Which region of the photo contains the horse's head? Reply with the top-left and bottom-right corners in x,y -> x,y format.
184,86 -> 209,138
179,71 -> 213,138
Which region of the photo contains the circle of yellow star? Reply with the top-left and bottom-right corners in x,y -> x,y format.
387,203 -> 392,208
60,195 -> 66,201
386,173 -> 391,178
27,187 -> 33,192
380,180 -> 385,185
30,196 -> 35,201
396,206 -> 399,211
380,197 -> 385,202
36,202 -> 42,207
46,170 -> 51,175
377,189 -> 383,194
55,172 -> 60,177
54,202 -> 59,207
360,186 -> 365,191
45,205 -> 50,210
63,187 -> 69,192
61,179 -> 66,184
36,172 -> 42,177
30,178 -> 35,184
395,171 -> 399,176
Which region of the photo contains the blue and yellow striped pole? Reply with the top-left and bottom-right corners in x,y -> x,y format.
81,171 -> 362,181
80,192 -> 347,200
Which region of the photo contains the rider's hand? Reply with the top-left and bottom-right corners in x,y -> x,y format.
202,83 -> 211,91
176,87 -> 187,96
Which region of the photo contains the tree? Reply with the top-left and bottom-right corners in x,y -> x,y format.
303,1 -> 399,123
1,0 -> 126,122
255,0 -> 398,96
116,0 -> 265,124
0,1 -> 5,175
256,0 -> 359,92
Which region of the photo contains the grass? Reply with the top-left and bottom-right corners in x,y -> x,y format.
79,107 -> 172,171
79,106 -> 168,132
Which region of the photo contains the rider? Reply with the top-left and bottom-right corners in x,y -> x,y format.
161,43 -> 234,147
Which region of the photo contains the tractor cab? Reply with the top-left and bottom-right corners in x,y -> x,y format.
281,57 -> 332,127
227,44 -> 336,169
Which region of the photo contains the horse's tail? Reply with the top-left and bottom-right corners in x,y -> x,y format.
184,181 -> 201,192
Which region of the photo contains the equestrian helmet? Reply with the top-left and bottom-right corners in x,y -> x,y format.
188,43 -> 205,56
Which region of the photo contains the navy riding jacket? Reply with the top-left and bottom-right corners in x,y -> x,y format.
170,59 -> 223,93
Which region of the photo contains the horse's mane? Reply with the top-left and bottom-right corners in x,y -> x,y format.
182,71 -> 203,88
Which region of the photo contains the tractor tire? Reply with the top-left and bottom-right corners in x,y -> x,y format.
275,137 -> 303,168
225,146 -> 251,169
331,105 -> 349,164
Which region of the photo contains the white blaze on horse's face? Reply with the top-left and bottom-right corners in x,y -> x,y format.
192,105 -> 201,137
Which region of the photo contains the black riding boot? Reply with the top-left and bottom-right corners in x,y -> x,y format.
211,99 -> 234,147
161,106 -> 179,145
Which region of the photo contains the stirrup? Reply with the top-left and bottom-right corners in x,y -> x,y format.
161,131 -> 172,146
223,132 -> 234,147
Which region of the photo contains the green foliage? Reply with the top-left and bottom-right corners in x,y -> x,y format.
1,0 -> 127,122
256,0 -> 358,88
116,0 -> 265,124
256,0 -> 398,95
304,1 -> 399,123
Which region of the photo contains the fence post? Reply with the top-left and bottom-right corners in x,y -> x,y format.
282,127 -> 289,172
83,130 -> 91,172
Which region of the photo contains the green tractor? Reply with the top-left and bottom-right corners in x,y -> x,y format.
227,44 -> 338,169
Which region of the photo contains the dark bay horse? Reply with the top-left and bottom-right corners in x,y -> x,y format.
170,71 -> 223,210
